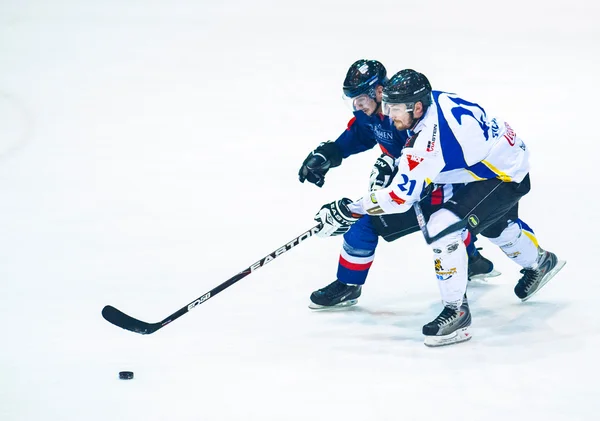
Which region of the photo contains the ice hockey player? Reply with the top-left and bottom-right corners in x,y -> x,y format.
298,60 -> 499,310
313,68 -> 566,346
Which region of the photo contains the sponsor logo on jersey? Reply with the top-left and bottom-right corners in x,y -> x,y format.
504,123 -> 516,146
406,154 -> 424,171
490,118 -> 500,138
427,124 -> 438,152
370,193 -> 378,204
373,125 -> 394,141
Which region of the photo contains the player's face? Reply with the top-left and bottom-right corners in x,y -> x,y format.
351,94 -> 378,115
383,102 -> 414,130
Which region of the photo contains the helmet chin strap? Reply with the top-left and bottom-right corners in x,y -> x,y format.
407,102 -> 429,130
371,91 -> 383,115
408,112 -> 419,130
367,92 -> 381,116
374,101 -> 382,115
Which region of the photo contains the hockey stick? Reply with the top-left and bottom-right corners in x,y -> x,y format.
413,200 -> 467,244
102,224 -> 322,335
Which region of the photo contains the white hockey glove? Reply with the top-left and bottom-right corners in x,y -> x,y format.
369,153 -> 397,191
314,198 -> 361,237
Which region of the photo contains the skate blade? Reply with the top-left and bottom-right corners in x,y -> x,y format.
469,269 -> 502,282
308,299 -> 358,311
424,327 -> 472,347
521,260 -> 566,302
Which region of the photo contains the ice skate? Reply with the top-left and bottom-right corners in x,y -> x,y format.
423,296 -> 472,347
309,280 -> 362,310
514,248 -> 566,301
468,249 -> 501,281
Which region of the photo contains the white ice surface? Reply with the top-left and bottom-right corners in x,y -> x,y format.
1,1 -> 599,420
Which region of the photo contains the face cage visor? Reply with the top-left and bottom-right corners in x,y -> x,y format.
382,101 -> 415,119
342,86 -> 378,113
343,93 -> 378,113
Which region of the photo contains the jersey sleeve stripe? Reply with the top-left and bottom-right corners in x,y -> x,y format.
481,160 -> 512,182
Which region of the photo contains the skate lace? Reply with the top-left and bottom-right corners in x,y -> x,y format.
519,268 -> 538,289
433,307 -> 457,326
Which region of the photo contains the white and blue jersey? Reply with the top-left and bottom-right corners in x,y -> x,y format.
351,91 -> 530,215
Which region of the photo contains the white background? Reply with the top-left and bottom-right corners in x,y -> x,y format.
1,1 -> 598,420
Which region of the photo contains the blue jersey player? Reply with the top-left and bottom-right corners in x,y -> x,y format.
298,60 -> 499,309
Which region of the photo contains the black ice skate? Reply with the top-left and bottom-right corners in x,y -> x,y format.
423,296 -> 472,347
309,280 -> 362,310
514,248 -> 566,301
468,249 -> 501,281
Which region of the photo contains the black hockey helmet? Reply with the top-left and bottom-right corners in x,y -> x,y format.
342,59 -> 388,99
382,69 -> 432,108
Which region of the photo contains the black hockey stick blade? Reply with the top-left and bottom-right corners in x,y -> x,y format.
102,224 -> 322,335
102,305 -> 163,334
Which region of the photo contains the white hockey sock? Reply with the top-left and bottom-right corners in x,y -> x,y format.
487,220 -> 539,268
427,209 -> 468,305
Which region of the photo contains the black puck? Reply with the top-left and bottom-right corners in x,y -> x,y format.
119,371 -> 134,380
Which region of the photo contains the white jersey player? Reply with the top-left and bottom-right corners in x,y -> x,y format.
313,69 -> 566,347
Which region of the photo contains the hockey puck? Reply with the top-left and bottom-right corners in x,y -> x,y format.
119,371 -> 134,380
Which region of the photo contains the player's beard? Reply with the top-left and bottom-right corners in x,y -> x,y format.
392,114 -> 413,130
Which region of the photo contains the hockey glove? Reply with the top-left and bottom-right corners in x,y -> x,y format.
369,153 -> 397,191
314,198 -> 362,237
298,141 -> 343,188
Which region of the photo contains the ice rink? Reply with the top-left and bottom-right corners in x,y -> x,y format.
1,1 -> 599,420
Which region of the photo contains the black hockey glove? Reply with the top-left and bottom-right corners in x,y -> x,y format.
314,198 -> 361,237
298,141 -> 343,188
369,153 -> 397,191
